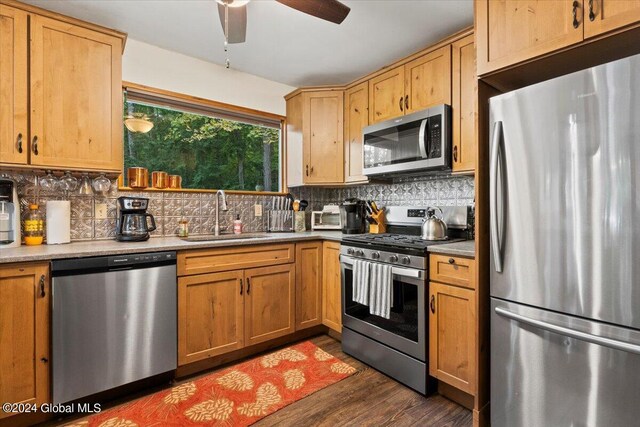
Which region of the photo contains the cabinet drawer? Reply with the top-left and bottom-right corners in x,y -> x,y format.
178,244 -> 294,276
429,254 -> 475,289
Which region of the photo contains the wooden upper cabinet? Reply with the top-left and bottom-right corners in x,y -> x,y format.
344,82 -> 368,183
295,242 -> 323,330
322,241 -> 342,333
404,46 -> 452,114
369,66 -> 405,124
0,5 -> 28,165
303,91 -> 344,184
476,0 -> 583,75
0,263 -> 49,420
451,35 -> 477,173
584,0 -> 640,38
286,93 -> 304,187
177,271 -> 244,366
29,14 -> 123,171
244,264 -> 295,346
429,281 -> 477,394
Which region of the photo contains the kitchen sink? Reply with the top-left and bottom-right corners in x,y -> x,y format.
180,233 -> 272,242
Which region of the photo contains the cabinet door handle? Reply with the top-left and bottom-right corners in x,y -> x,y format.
246,278 -> 251,294
430,295 -> 435,313
17,133 -> 23,153
572,1 -> 580,28
404,95 -> 409,110
399,96 -> 404,112
448,257 -> 455,264
40,357 -> 48,364
39,275 -> 46,297
240,279 -> 243,295
589,0 -> 596,21
453,145 -> 458,162
306,165 -> 309,176
32,136 -> 39,155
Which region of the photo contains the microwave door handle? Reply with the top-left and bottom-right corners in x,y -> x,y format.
419,118 -> 429,159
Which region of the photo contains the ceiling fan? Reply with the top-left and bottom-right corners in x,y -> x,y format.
215,0 -> 351,45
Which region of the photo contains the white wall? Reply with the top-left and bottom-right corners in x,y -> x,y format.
122,39 -> 295,116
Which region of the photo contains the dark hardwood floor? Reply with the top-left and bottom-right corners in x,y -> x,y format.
255,335 -> 472,427
47,335 -> 471,427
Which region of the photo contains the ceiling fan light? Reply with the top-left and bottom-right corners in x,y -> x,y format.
124,115 -> 154,133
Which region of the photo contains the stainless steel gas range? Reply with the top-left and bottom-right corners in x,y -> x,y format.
340,205 -> 470,394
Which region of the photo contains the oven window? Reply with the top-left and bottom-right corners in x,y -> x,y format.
343,268 -> 419,342
363,120 -> 424,168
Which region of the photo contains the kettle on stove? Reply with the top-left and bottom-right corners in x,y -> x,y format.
421,207 -> 448,241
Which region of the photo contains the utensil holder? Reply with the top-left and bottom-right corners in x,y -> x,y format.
266,210 -> 294,232
294,211 -> 306,232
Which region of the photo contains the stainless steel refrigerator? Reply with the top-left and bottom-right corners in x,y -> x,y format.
490,54 -> 640,427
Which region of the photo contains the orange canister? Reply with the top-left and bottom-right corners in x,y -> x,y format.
151,171 -> 169,189
128,167 -> 149,189
168,175 -> 182,189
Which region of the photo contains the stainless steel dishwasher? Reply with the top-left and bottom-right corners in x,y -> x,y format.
51,251 -> 177,404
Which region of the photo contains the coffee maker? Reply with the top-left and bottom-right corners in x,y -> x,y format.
0,178 -> 21,248
116,196 -> 156,242
339,198 -> 367,234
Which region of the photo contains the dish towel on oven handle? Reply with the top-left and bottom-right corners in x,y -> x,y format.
369,262 -> 393,319
352,258 -> 370,306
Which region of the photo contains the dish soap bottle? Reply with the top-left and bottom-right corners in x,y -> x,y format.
24,204 -> 44,245
233,214 -> 243,234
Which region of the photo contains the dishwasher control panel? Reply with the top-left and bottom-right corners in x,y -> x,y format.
52,251 -> 177,276
109,251 -> 176,267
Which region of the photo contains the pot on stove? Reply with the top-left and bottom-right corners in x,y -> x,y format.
421,207 -> 448,241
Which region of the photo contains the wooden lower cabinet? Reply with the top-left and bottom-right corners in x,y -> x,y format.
178,271 -> 244,365
244,264 -> 295,346
0,263 -> 50,420
429,281 -> 477,394
295,242 -> 323,330
322,241 -> 342,333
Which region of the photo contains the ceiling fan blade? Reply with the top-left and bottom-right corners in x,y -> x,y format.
276,0 -> 350,24
217,3 -> 247,43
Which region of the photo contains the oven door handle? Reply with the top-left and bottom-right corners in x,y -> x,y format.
340,255 -> 425,280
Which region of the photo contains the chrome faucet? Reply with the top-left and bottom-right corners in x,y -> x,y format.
214,190 -> 228,236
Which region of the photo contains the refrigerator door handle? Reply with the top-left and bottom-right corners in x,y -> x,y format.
495,306 -> 640,355
490,121 -> 504,273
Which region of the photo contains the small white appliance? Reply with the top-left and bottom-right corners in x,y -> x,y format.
0,177 -> 21,248
312,205 -> 342,230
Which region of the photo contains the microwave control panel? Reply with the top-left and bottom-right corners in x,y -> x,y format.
428,115 -> 442,158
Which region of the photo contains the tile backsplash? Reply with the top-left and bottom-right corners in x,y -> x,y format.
3,171 -> 473,243
290,175 -> 475,212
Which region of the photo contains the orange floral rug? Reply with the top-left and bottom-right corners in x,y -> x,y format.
65,341 -> 356,426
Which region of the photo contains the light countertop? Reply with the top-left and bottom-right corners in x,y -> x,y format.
0,231 -> 343,264
0,232 -> 475,264
427,240 -> 475,258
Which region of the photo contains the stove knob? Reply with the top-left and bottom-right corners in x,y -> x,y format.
401,256 -> 411,265
356,250 -> 365,257
347,248 -> 354,255
389,255 -> 399,262
371,252 -> 380,260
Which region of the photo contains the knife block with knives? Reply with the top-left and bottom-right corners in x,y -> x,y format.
366,200 -> 387,234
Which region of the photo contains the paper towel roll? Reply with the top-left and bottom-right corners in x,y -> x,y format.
46,200 -> 71,244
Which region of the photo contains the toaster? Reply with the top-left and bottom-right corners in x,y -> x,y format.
311,205 -> 342,230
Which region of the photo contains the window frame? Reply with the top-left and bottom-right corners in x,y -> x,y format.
118,81 -> 288,195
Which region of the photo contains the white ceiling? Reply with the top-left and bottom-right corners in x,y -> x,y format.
21,0 -> 473,87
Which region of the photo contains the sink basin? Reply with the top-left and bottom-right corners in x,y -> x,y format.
181,233 -> 272,242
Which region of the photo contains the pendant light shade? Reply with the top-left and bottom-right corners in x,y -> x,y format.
124,113 -> 154,133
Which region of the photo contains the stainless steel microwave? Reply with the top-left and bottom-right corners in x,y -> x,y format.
362,105 -> 451,176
